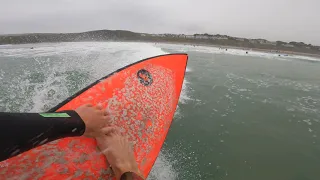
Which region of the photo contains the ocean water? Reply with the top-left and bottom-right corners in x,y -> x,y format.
1,42 -> 320,180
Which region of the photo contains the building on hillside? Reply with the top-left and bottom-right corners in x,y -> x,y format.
257,39 -> 268,44
150,34 -> 166,37
249,39 -> 276,46
235,38 -> 245,41
213,36 -> 228,40
283,44 -> 294,48
249,39 -> 259,44
185,35 -> 194,39
194,34 -> 210,39
261,41 -> 277,46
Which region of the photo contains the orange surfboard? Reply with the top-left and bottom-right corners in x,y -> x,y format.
0,54 -> 188,179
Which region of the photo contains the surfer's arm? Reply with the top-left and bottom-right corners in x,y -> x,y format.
0,110 -> 85,161
120,172 -> 145,180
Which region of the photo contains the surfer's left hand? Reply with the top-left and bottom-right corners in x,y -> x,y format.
75,104 -> 110,137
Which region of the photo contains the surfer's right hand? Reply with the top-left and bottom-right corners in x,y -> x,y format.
96,127 -> 144,180
75,104 -> 110,138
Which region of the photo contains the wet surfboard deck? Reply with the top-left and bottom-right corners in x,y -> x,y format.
0,54 -> 188,179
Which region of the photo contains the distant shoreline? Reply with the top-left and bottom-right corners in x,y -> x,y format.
149,40 -> 320,59
1,29 -> 320,58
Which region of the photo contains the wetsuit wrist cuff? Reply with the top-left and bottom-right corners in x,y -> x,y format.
57,110 -> 86,136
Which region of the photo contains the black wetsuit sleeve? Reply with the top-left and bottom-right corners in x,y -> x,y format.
0,110 -> 85,162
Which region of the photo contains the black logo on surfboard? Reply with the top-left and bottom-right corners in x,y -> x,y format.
137,69 -> 153,86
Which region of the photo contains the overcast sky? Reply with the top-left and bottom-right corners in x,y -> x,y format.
1,0 -> 319,45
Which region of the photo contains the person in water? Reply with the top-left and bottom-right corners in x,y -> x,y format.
0,104 -> 144,180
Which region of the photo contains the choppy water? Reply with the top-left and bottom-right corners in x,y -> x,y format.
1,42 -> 320,180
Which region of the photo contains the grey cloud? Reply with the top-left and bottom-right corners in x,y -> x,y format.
1,0 -> 319,44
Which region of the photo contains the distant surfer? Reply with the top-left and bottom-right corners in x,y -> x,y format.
30,47 -> 34,49
226,49 -> 228,51
246,51 -> 248,54
0,104 -> 144,180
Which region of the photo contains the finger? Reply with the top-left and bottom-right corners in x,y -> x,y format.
96,109 -> 105,116
96,104 -> 103,110
103,116 -> 111,126
113,127 -> 121,135
125,134 -> 130,141
105,106 -> 113,116
103,110 -> 109,116
101,127 -> 116,135
102,116 -> 110,121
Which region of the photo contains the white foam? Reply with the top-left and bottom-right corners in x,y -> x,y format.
285,54 -> 320,62
155,43 -> 320,62
3,42 -> 191,111
148,151 -> 177,180
179,80 -> 192,104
